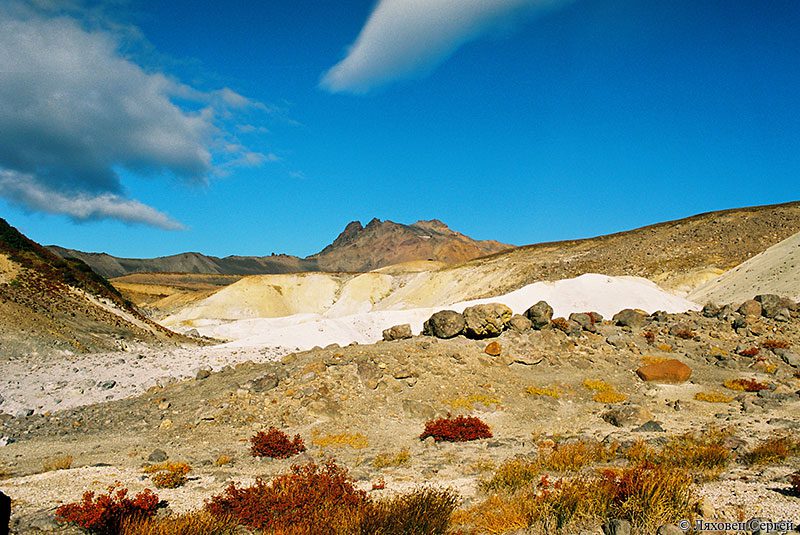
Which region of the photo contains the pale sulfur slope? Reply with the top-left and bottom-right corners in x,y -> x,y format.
169,274 -> 700,350
689,230 -> 800,305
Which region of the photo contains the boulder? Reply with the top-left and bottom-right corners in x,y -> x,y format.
737,299 -> 762,317
569,312 -> 597,332
507,314 -> 532,333
148,449 -> 168,462
524,301 -> 553,329
251,373 -> 280,393
755,294 -> 796,317
702,303 -> 721,318
484,341 -> 502,356
635,359 -> 692,383
602,405 -> 652,427
603,519 -> 632,535
382,324 -> 413,341
613,309 -> 648,328
422,310 -> 465,339
633,420 -> 665,433
463,303 -> 512,338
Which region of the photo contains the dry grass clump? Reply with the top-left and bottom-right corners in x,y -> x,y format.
462,465 -> 697,533
446,393 -> 501,410
143,462 -> 191,489
694,391 -> 734,403
525,385 -> 561,399
582,379 -> 627,403
480,458 -> 541,494
359,487 -> 459,535
43,454 -> 73,472
451,493 -> 529,534
373,448 -> 411,469
641,355 -> 669,366
623,432 -> 731,476
723,378 -> 770,392
540,441 -> 617,472
741,437 -> 797,465
121,511 -> 238,534
312,431 -> 369,449
761,339 -> 790,350
214,454 -> 233,467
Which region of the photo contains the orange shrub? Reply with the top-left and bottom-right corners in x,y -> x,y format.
761,339 -> 790,350
206,460 -> 366,533
56,483 -> 159,535
723,378 -> 770,392
250,427 -> 306,459
420,415 -> 492,443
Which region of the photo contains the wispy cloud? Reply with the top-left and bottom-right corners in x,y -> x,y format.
0,170 -> 184,230
321,0 -> 569,94
0,7 -> 268,228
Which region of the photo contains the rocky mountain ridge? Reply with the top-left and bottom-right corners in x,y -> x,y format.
48,219 -> 512,278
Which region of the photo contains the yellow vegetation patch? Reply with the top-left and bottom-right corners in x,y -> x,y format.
583,379 -> 626,403
694,391 -> 733,403
451,494 -> 529,535
525,385 -> 561,399
121,510 -> 238,534
143,461 -> 191,489
42,455 -> 73,472
657,343 -> 673,352
215,454 -> 233,467
311,431 -> 369,449
445,393 -> 501,410
373,448 -> 411,468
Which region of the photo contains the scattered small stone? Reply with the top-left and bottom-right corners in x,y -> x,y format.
195,369 -> 211,380
484,341 -> 502,356
98,380 -> 116,390
603,518 -> 632,535
148,449 -> 168,462
633,420 -> 665,433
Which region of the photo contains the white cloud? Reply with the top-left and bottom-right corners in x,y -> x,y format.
0,170 -> 184,230
0,9 -> 266,228
321,0 -> 568,94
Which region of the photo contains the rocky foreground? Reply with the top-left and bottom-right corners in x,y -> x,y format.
1,294 -> 800,533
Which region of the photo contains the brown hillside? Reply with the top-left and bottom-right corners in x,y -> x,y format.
0,218 -> 187,357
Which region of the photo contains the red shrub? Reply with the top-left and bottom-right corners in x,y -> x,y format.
738,347 -> 760,357
250,427 -> 306,458
420,416 -> 492,443
761,339 -> 790,350
56,483 -> 159,535
206,460 -> 367,532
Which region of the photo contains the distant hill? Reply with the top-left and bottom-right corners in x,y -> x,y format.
0,218 -> 184,356
48,219 -> 512,277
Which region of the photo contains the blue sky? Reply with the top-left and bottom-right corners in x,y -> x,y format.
0,0 -> 798,258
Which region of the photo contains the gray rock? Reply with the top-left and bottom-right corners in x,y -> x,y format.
602,405 -> 650,427
656,525 -> 684,535
185,328 -> 200,337
525,301 -> 553,329
422,310 -> 465,339
382,324 -> 413,341
507,314 -> 533,333
98,380 -> 116,390
569,312 -> 597,332
357,360 -> 383,390
148,449 -> 168,462
702,303 -> 721,318
251,373 -> 280,392
402,400 -> 436,420
755,294 -> 795,317
553,317 -> 583,337
0,394 -> 3,405
633,420 -> 665,432
603,519 -> 632,535
774,348 -> 800,368
606,334 -> 628,349
195,368 -> 211,380
732,314 -> 748,330
613,309 -> 648,328
462,303 -> 512,338
774,308 -> 792,322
